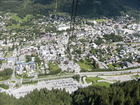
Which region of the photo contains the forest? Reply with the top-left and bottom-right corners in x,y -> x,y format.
0,0 -> 140,18
0,80 -> 140,105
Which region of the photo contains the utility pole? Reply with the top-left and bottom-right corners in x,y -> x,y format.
55,0 -> 58,13
70,0 -> 79,36
67,0 -> 79,59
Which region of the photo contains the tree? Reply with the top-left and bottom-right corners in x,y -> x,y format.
138,57 -> 140,63
94,37 -> 104,45
0,68 -> 13,80
0,80 -> 140,105
72,74 -> 80,82
25,55 -> 32,62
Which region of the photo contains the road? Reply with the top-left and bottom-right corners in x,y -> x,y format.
0,68 -> 140,88
29,68 -> 140,81
77,68 -> 140,77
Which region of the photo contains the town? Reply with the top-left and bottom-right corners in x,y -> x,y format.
0,12 -> 140,98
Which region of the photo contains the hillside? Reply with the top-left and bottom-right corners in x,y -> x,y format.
0,0 -> 139,17
76,0 -> 140,17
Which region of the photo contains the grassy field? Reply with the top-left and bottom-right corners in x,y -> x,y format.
77,61 -> 93,71
22,80 -> 38,85
0,84 -> 9,89
95,19 -> 108,22
48,63 -> 60,71
48,63 -> 61,74
5,51 -> 13,58
86,77 -> 104,83
86,77 -> 110,87
1,60 -> 8,64
107,64 -> 115,70
6,13 -> 33,29
132,75 -> 140,78
92,82 -> 111,87
9,81 -> 16,83
7,24 -> 22,29
16,75 -> 22,79
0,76 -> 11,81
11,13 -> 33,22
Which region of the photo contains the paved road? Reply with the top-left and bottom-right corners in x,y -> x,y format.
0,68 -> 140,87
29,68 -> 140,81
77,68 -> 140,77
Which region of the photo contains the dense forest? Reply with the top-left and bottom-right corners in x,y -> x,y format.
0,0 -> 139,18
0,80 -> 140,105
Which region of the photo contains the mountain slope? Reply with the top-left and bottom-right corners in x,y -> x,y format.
65,0 -> 140,17
0,0 -> 139,17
